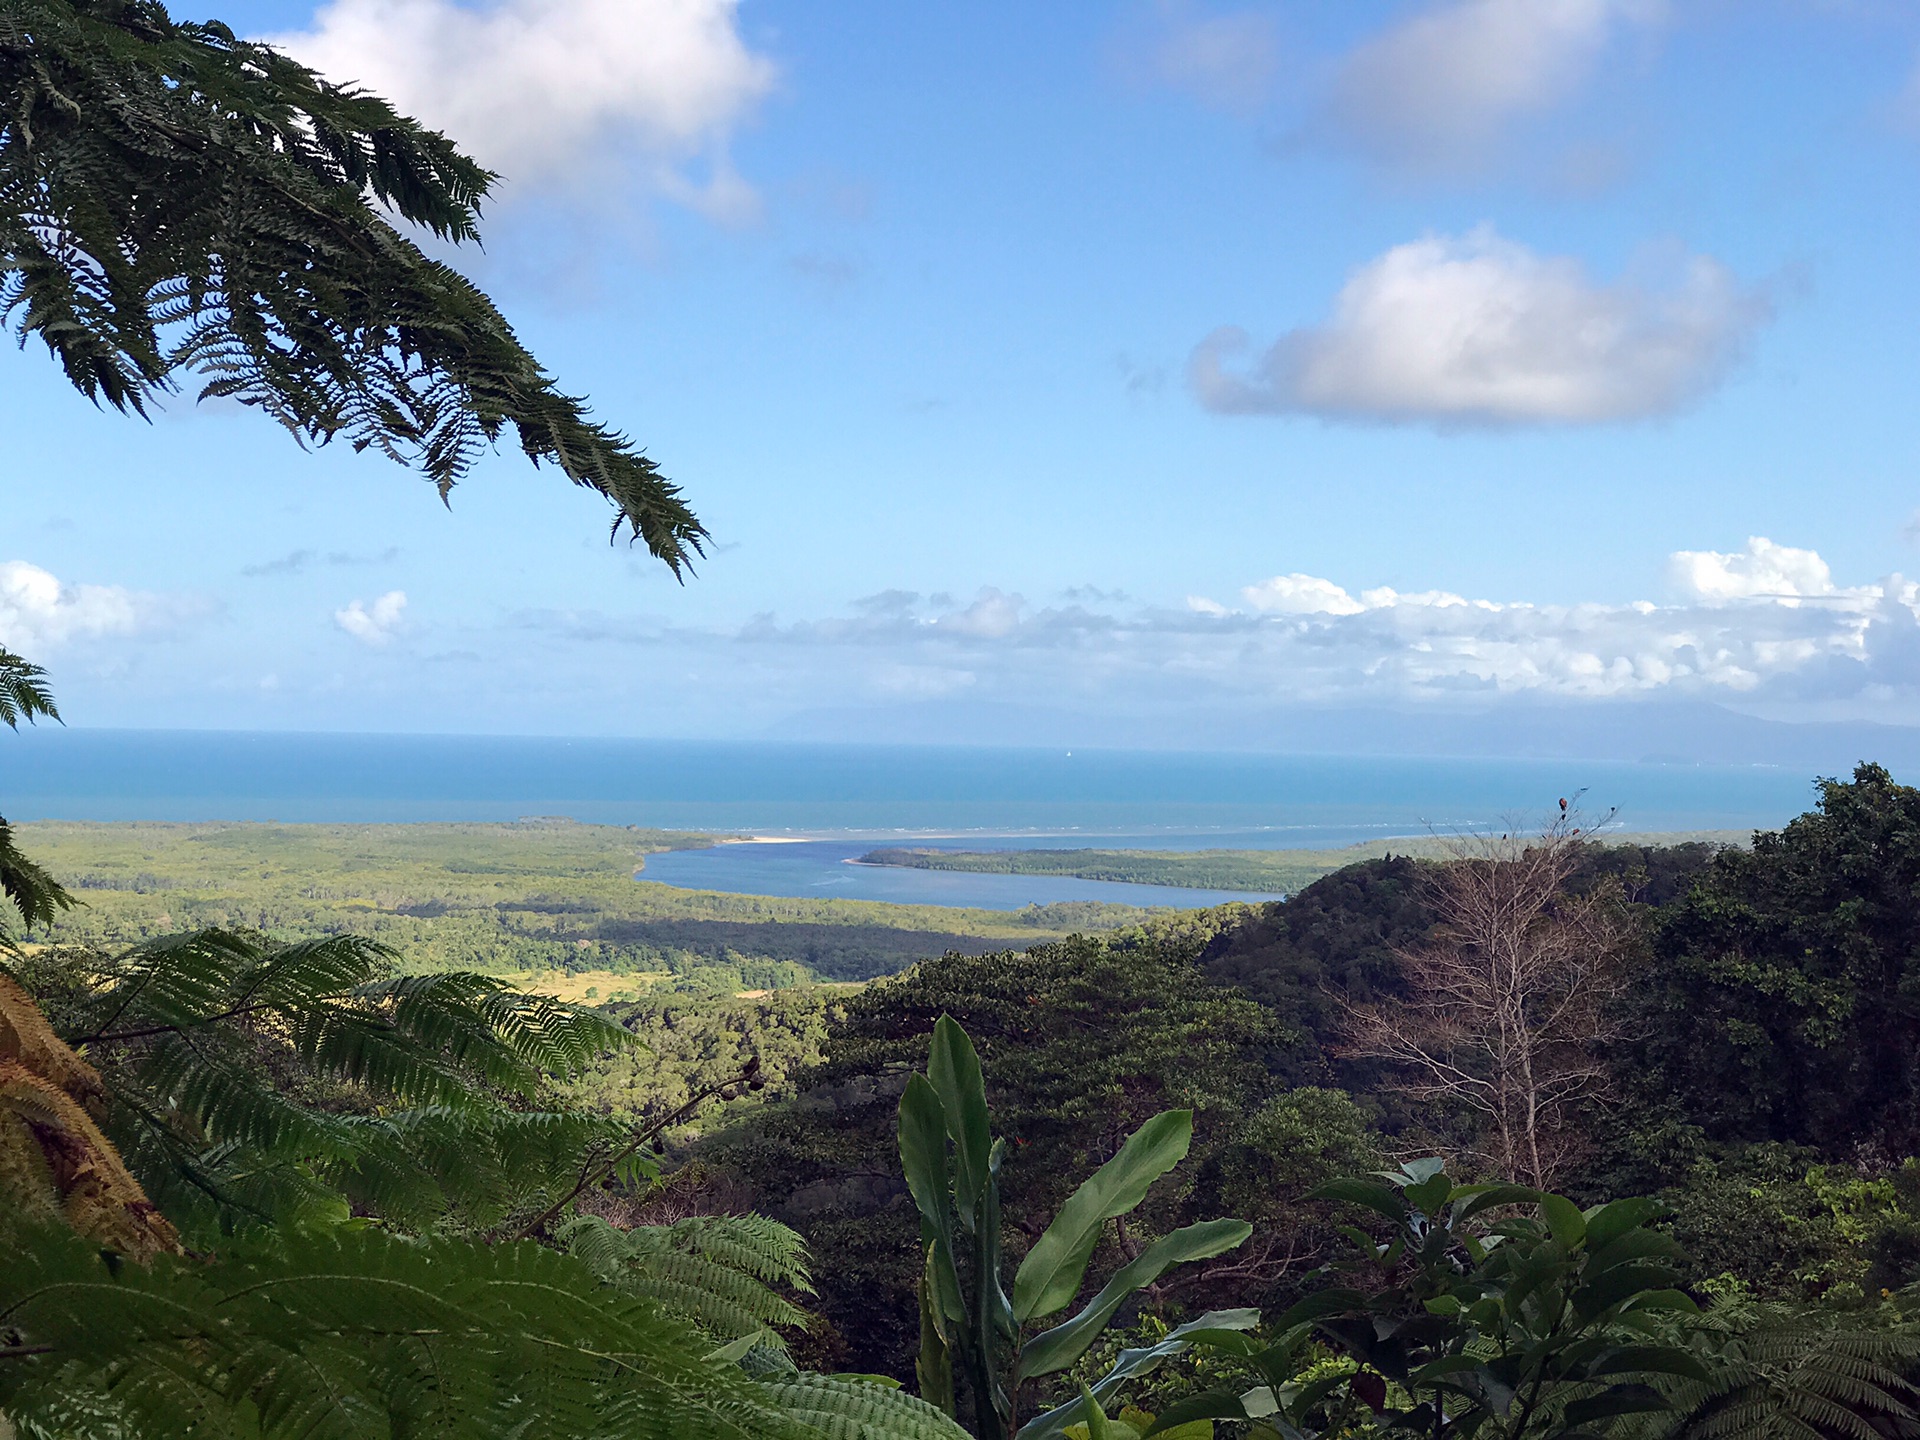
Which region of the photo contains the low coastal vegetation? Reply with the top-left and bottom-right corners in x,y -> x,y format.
17,819 -> 1151,989
857,832 -> 1749,895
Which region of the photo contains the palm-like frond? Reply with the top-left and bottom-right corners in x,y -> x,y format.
1,0 -> 706,571
1623,1303 -> 1920,1440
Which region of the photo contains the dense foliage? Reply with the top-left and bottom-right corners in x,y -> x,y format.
1622,764 -> 1920,1157
1,0 -> 705,567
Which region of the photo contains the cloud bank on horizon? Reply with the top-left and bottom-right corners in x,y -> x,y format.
15,531 -> 1914,736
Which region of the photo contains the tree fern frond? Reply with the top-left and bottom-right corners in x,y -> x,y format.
0,646 -> 59,729
0,1216 -> 787,1440
758,1373 -> 971,1440
0,0 -> 708,570
1621,1303 -> 1920,1440
559,1213 -> 813,1347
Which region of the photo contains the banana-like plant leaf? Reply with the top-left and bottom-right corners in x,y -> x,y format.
1012,1110 -> 1194,1322
1018,1219 -> 1252,1380
899,1074 -> 953,1240
1016,1310 -> 1259,1440
928,1016 -> 993,1222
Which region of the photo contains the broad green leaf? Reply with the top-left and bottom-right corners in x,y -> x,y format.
1403,1173 -> 1453,1217
1307,1177 -> 1408,1223
1617,1287 -> 1699,1317
1584,1227 -> 1682,1278
898,1074 -> 952,1242
1018,1219 -> 1252,1379
1574,1265 -> 1688,1321
1078,1384 -> 1118,1440
1139,1392 -> 1254,1436
1409,1355 -> 1486,1383
1538,1193 -> 1587,1249
1561,1385 -> 1671,1427
928,1016 -> 993,1219
1012,1110 -> 1194,1321
1583,1196 -> 1666,1251
1450,1185 -> 1544,1226
1270,1287 -> 1372,1331
1584,1345 -> 1712,1383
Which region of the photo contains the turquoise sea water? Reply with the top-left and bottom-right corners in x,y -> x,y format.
7,730 -> 1823,909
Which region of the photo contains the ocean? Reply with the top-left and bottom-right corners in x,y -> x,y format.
5,729 -> 1822,835
6,729 -> 1826,908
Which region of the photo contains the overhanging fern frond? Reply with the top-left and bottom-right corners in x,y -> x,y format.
0,0 -> 708,572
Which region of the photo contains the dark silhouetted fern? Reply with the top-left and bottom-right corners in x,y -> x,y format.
0,646 -> 72,949
1,0 -> 707,572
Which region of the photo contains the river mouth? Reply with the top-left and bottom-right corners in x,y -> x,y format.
636,832 -> 1347,911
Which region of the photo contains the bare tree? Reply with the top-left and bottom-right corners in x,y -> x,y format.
1340,805 -> 1631,1189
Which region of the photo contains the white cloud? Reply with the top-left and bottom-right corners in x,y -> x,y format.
1668,537 -> 1858,606
1242,573 -> 1367,616
269,0 -> 775,213
0,561 -> 155,652
335,591 -> 408,646
1192,227 -> 1768,426
1324,0 -> 1663,169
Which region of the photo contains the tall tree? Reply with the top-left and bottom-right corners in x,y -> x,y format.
1,0 -> 705,572
1340,810 -> 1631,1188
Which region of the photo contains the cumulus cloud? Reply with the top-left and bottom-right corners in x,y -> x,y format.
268,0 -> 775,214
1323,0 -> 1663,170
1192,228 -> 1768,426
0,561 -> 159,652
335,591 -> 408,646
1668,537 -> 1858,607
1242,573 -> 1367,616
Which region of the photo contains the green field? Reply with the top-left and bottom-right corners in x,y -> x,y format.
856,829 -> 1751,894
20,820 -> 1161,988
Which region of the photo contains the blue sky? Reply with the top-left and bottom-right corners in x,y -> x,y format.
10,0 -> 1920,746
